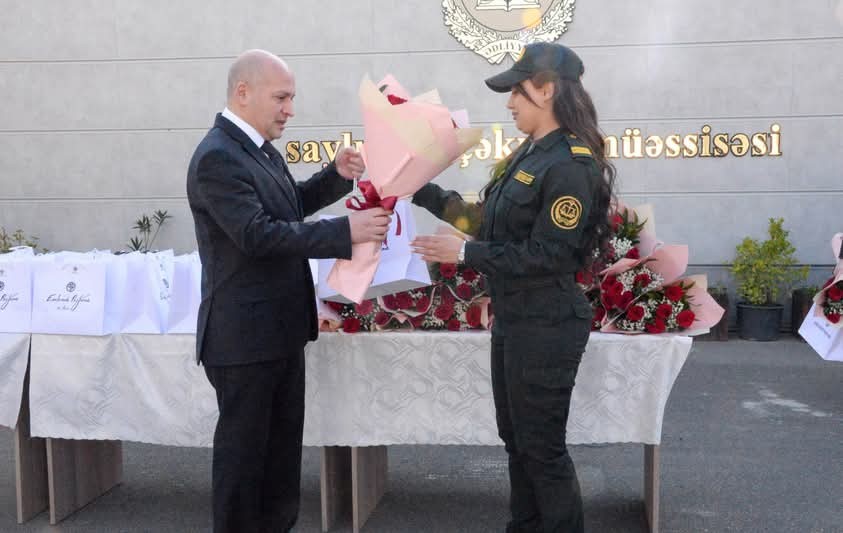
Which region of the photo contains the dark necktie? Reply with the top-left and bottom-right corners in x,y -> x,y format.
261,141 -> 301,215
261,141 -> 288,171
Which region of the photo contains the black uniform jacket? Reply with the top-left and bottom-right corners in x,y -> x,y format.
413,129 -> 597,332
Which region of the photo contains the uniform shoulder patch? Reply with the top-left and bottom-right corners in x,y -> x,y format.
513,170 -> 535,186
550,196 -> 583,230
566,135 -> 593,159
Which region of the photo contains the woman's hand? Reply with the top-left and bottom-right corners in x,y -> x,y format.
335,147 -> 365,180
411,234 -> 464,263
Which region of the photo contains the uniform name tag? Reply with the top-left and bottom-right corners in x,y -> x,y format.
514,170 -> 535,186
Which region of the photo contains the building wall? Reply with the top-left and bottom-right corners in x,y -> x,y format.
1,1 -> 842,304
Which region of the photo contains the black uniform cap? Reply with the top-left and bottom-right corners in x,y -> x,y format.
485,42 -> 584,93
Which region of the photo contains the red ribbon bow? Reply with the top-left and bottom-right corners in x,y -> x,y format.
345,180 -> 401,236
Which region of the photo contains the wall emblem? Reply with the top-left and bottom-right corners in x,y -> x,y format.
443,0 -> 576,64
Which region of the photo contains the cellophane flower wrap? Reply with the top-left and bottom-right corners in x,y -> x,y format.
326,74 -> 483,302
324,262 -> 492,333
576,203 -> 658,330
813,233 -> 843,326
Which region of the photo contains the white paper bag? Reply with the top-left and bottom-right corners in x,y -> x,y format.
166,252 -> 201,334
317,200 -> 431,302
107,251 -> 173,334
0,254 -> 33,333
798,303 -> 843,362
31,255 -> 110,335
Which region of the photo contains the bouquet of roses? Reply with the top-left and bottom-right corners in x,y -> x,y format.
812,233 -> 843,326
576,203 -> 659,330
600,275 -> 724,335
326,74 -> 483,303
325,262 -> 492,333
593,241 -> 724,335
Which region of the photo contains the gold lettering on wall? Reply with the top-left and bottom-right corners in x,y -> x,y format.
286,124 -> 783,166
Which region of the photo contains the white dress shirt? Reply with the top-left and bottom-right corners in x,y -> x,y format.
221,107 -> 266,150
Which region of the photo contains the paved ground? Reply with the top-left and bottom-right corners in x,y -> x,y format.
1,338 -> 841,532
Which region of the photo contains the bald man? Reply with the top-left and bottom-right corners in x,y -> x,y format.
187,50 -> 390,532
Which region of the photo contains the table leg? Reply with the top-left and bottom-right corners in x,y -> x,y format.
14,364 -> 48,523
321,446 -> 352,532
644,444 -> 660,533
46,438 -> 123,524
351,446 -> 388,533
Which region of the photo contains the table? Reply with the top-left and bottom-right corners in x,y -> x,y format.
19,331 -> 691,532
0,333 -> 48,525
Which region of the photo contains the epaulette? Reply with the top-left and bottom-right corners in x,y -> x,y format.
565,133 -> 593,160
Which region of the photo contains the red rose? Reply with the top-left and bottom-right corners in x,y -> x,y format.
374,311 -> 390,326
645,318 -> 666,334
440,288 -> 456,306
439,263 -> 458,279
466,304 -> 482,328
461,268 -> 478,282
575,270 -> 593,286
342,317 -> 361,333
456,283 -> 473,300
593,305 -> 606,322
626,305 -> 645,322
415,294 -> 431,312
386,94 -> 407,105
447,318 -> 462,331
354,299 -> 374,316
327,301 -> 345,313
608,282 -> 624,297
381,294 -> 398,310
665,285 -> 684,302
676,309 -> 696,329
626,248 -> 640,259
827,285 -> 843,302
656,303 -> 673,320
827,313 -> 841,324
634,273 -> 651,287
601,275 -> 618,291
434,303 -> 454,321
823,277 -> 836,289
395,292 -> 414,310
410,314 -> 426,328
611,213 -> 624,230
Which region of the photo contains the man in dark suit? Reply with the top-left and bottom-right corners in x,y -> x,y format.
187,49 -> 391,533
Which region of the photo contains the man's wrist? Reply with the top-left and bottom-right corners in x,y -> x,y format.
457,240 -> 467,264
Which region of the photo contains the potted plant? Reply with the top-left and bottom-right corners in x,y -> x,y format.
790,283 -> 819,338
697,285 -> 730,341
731,218 -> 808,341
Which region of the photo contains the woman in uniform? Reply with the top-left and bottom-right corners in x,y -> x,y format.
410,42 -> 615,533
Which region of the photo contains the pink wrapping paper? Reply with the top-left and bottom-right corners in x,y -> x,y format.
327,75 -> 483,302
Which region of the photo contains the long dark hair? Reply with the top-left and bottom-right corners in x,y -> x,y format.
482,71 -> 616,269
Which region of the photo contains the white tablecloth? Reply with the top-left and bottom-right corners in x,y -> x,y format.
29,332 -> 691,447
0,333 -> 31,428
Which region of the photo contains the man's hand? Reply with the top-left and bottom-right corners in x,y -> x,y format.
411,234 -> 464,263
335,147 -> 365,180
349,207 -> 392,244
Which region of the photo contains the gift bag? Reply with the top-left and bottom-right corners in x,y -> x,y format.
0,252 -> 34,333
318,200 -> 431,303
108,251 -> 173,334
31,254 -> 110,335
166,252 -> 201,334
799,303 -> 843,362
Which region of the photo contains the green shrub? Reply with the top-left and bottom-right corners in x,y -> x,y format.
731,218 -> 808,305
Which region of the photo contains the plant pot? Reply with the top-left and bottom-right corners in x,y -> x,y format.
790,288 -> 815,338
737,303 -> 783,341
697,289 -> 729,341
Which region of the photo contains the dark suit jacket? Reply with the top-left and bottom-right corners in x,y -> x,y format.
187,114 -> 353,365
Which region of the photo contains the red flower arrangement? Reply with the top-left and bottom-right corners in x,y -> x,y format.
328,262 -> 491,333
820,276 -> 843,324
